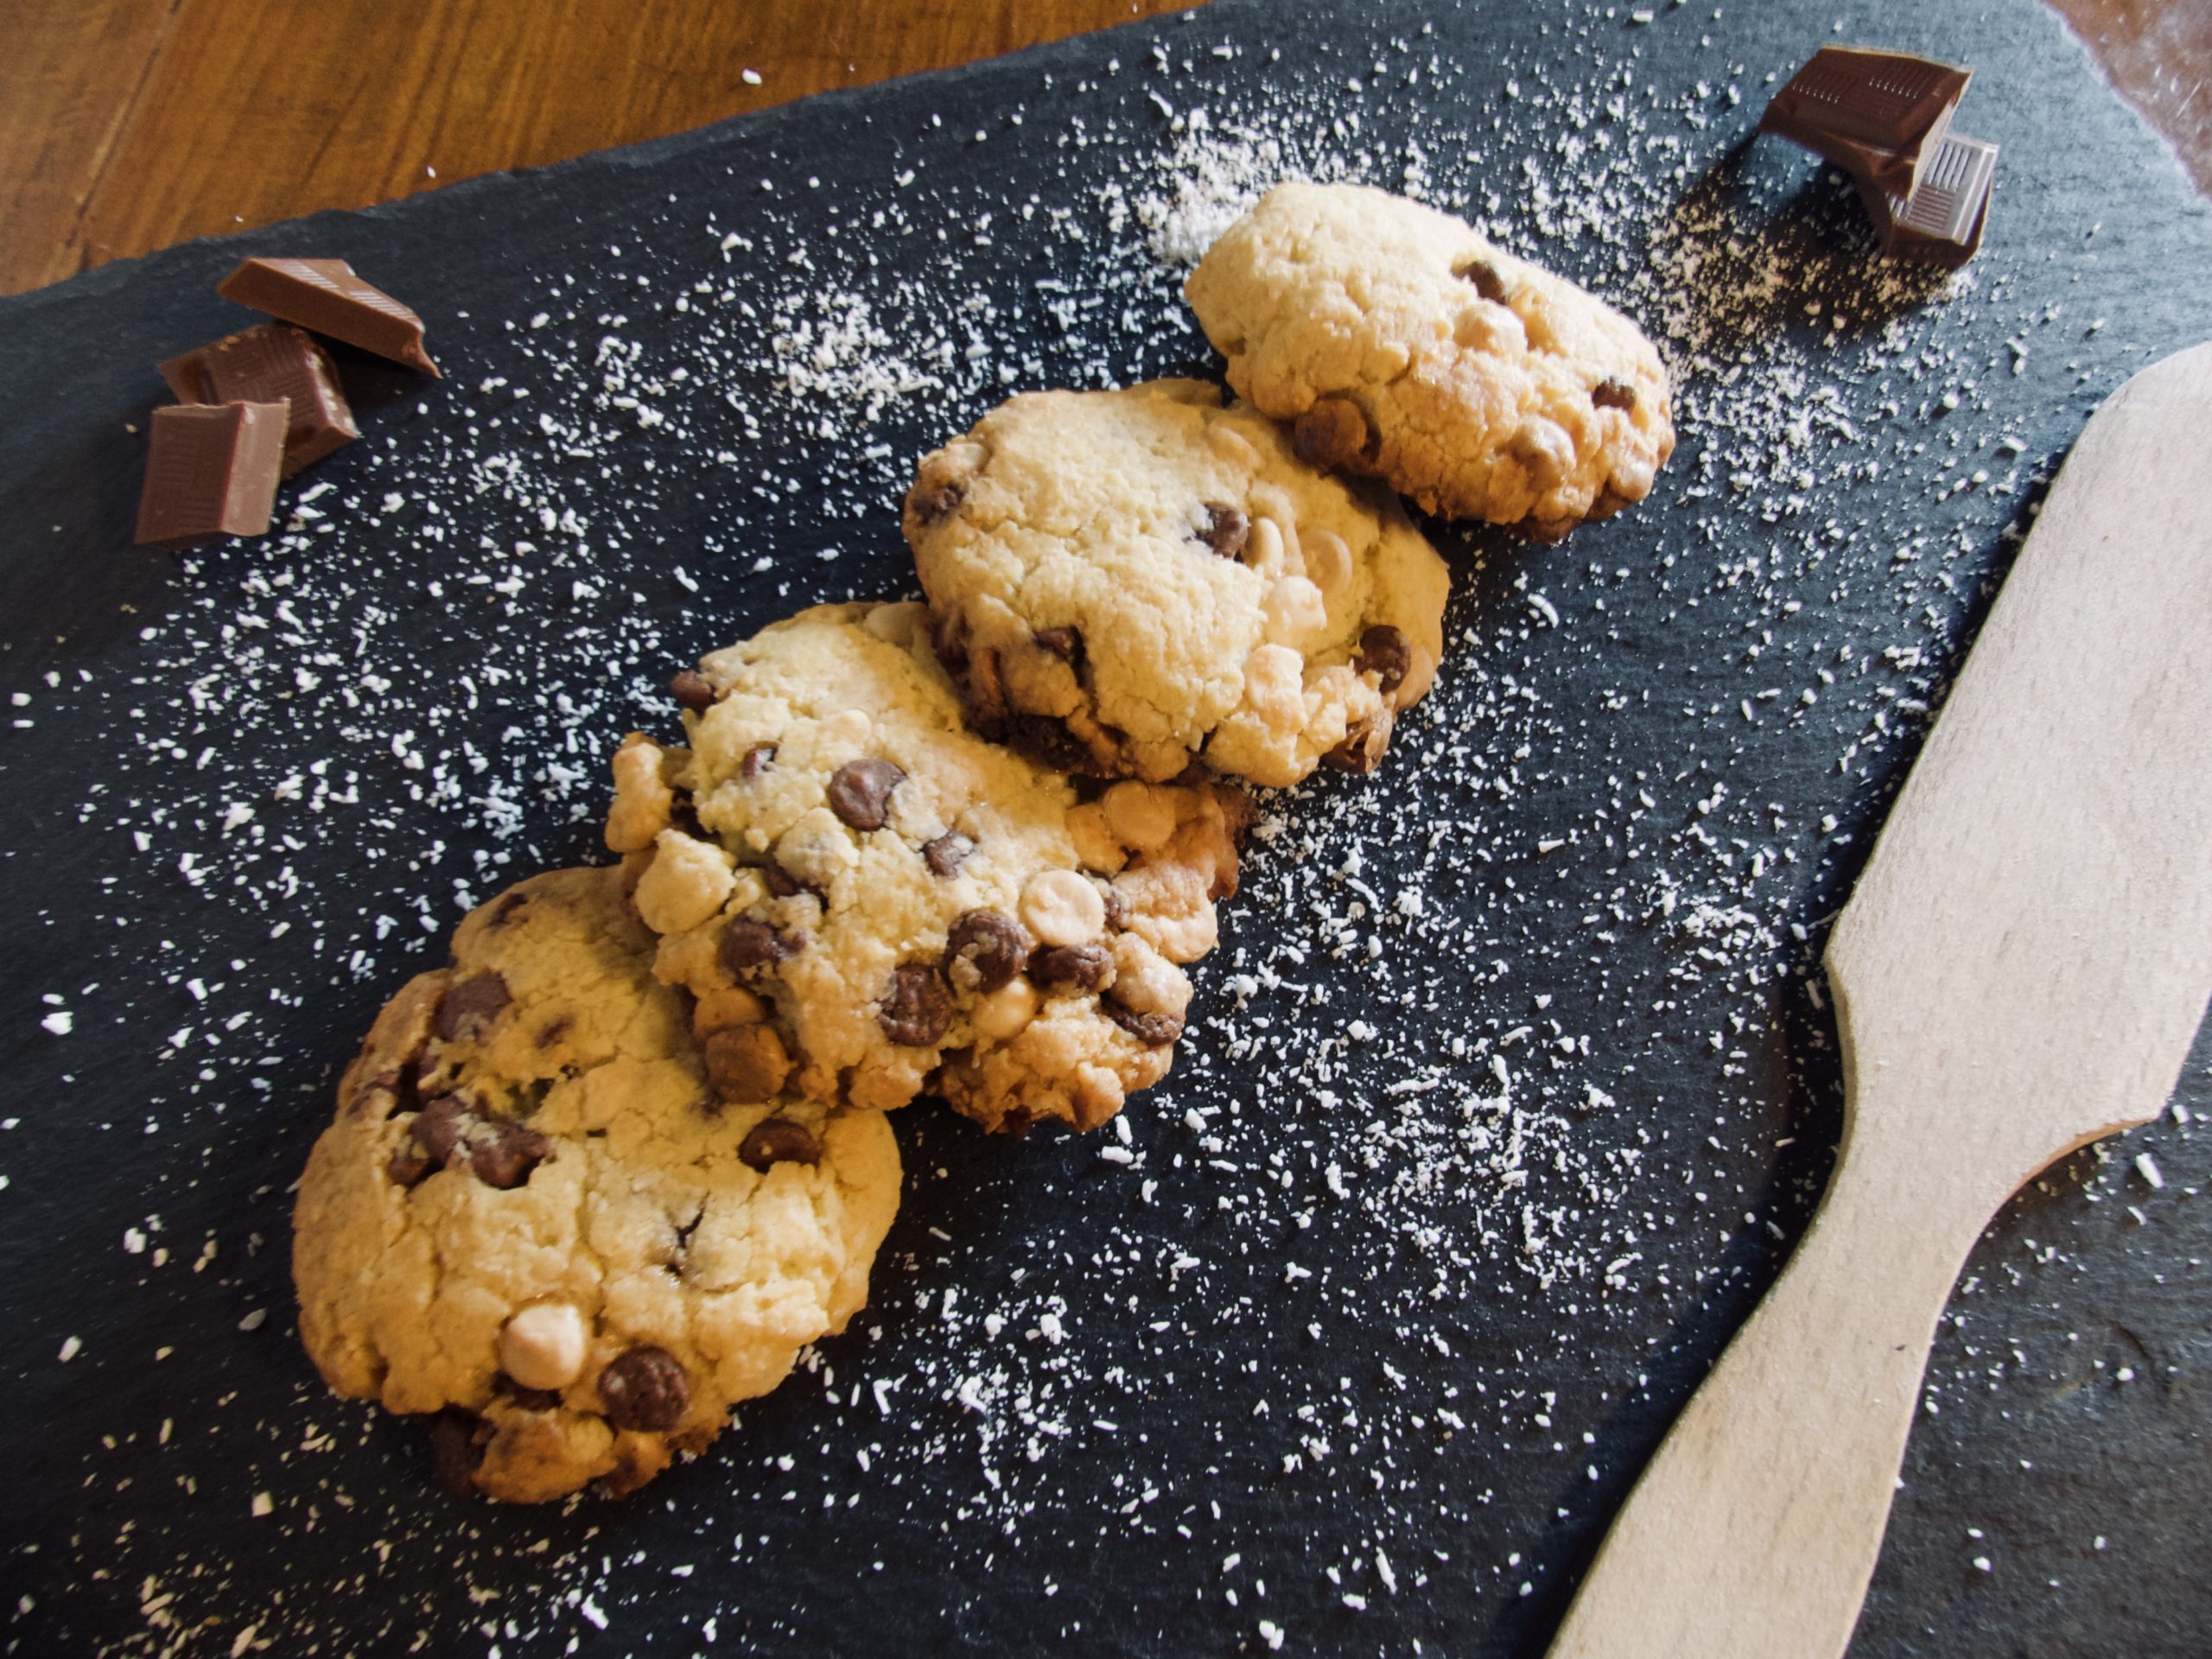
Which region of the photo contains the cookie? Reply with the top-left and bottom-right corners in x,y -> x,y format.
291,866 -> 901,1503
607,601 -> 1249,1133
902,379 -> 1450,787
1184,181 -> 1675,537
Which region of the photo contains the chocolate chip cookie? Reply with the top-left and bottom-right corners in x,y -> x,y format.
607,601 -> 1249,1133
1185,181 -> 1675,537
291,866 -> 901,1503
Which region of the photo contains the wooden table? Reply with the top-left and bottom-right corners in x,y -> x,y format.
0,0 -> 2203,297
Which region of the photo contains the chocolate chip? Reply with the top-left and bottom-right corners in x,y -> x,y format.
945,910 -> 1029,995
410,1095 -> 470,1167
386,1141 -> 432,1187
1592,378 -> 1637,412
470,1121 -> 550,1190
435,974 -> 509,1042
741,742 -> 776,779
720,918 -> 797,979
1103,998 -> 1185,1046
429,1408 -> 487,1497
910,481 -> 964,525
738,1116 -> 822,1172
1456,257 -> 1510,302
598,1345 -> 688,1433
760,862 -> 806,899
1031,943 -> 1113,992
877,962 -> 953,1047
1291,397 -> 1375,469
827,758 -> 904,831
1034,626 -> 1080,661
1200,504 -> 1249,559
1325,718 -> 1389,774
703,1024 -> 791,1103
1353,624 -> 1413,698
670,670 -> 716,712
1004,714 -> 1103,777
923,833 -> 974,878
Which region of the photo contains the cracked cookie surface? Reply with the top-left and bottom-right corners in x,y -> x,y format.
291,865 -> 901,1503
608,601 -> 1249,1132
902,378 -> 1449,788
1185,181 -> 1675,537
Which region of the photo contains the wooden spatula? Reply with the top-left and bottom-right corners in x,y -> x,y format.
1548,341 -> 2212,1659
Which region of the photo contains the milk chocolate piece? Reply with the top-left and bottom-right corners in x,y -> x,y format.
1858,130 -> 1999,266
134,402 -> 288,549
216,257 -> 440,377
159,322 -> 359,476
1760,46 -> 1972,200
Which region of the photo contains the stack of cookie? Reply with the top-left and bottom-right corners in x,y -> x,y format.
290,182 -> 1674,1502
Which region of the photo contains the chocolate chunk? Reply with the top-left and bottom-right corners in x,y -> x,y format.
1456,257 -> 1511,302
435,973 -> 510,1041
1103,998 -> 1184,1047
909,481 -> 964,524
429,1408 -> 487,1497
720,918 -> 797,979
469,1122 -> 550,1190
385,1141 -> 432,1187
1592,378 -> 1637,413
1291,397 -> 1375,470
410,1095 -> 471,1167
1201,503 -> 1249,559
945,910 -> 1029,995
1353,625 -> 1413,698
134,401 -> 288,549
670,670 -> 716,712
1031,943 -> 1113,992
1034,626 -> 1080,660
159,322 -> 359,476
741,742 -> 777,779
827,758 -> 904,830
923,833 -> 975,878
1758,46 -> 1972,199
1858,130 -> 1999,266
877,962 -> 953,1047
1325,718 -> 1390,774
738,1117 -> 823,1172
216,257 -> 441,376
597,1345 -> 688,1433
703,1024 -> 791,1103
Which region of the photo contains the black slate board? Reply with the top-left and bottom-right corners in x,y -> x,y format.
3,2 -> 2209,1655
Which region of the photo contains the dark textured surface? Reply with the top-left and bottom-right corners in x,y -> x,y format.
1,2 -> 2208,1655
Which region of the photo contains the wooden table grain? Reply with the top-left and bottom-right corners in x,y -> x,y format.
0,0 -> 2202,297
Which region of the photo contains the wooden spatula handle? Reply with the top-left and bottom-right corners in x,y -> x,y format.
1547,1131 -> 1999,1659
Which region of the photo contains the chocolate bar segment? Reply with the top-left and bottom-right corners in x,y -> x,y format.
1761,46 -> 1972,199
159,322 -> 359,476
216,257 -> 440,377
134,402 -> 289,550
1858,131 -> 1999,266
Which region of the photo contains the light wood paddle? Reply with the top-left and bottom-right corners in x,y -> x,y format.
1548,341 -> 2212,1659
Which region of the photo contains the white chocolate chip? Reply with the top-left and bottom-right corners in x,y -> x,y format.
1110,933 -> 1192,1017
1245,515 -> 1287,578
1510,418 -> 1575,489
861,601 -> 929,646
1263,575 -> 1329,644
633,830 -> 735,935
1102,781 -> 1178,853
972,976 -> 1039,1040
1239,643 -> 1306,728
1302,530 -> 1352,597
1205,423 -> 1262,470
499,1304 -> 588,1391
1020,868 -> 1105,946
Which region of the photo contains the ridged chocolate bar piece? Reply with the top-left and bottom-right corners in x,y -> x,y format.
159,322 -> 359,476
1858,130 -> 1999,266
133,402 -> 289,550
215,257 -> 440,378
1760,45 -> 1972,199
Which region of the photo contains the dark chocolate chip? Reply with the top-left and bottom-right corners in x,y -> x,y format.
945,910 -> 1030,995
1592,378 -> 1637,412
1291,398 -> 1376,469
598,1345 -> 689,1433
909,482 -> 964,525
741,742 -> 777,779
703,1024 -> 791,1103
923,833 -> 975,878
760,862 -> 806,899
429,1408 -> 487,1497
827,758 -> 904,831
1353,624 -> 1413,698
435,974 -> 510,1042
670,670 -> 716,712
470,1122 -> 550,1190
1325,718 -> 1389,774
1031,943 -> 1113,992
1201,504 -> 1249,559
877,962 -> 953,1047
738,1117 -> 823,1172
720,918 -> 797,979
1103,998 -> 1185,1047
1034,626 -> 1080,660
1456,258 -> 1510,302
